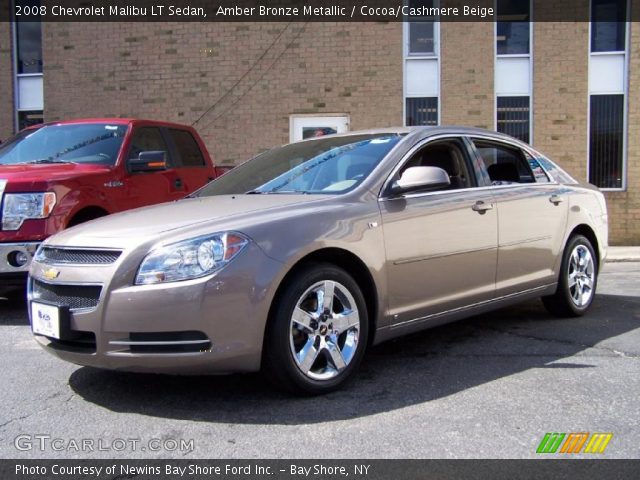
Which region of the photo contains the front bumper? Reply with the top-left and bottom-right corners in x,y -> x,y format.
29,242 -> 284,374
0,241 -> 39,277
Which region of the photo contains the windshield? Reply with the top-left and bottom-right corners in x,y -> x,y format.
0,123 -> 128,166
194,134 -> 403,196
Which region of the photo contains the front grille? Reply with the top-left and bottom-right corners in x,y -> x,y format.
32,279 -> 102,310
39,247 -> 121,265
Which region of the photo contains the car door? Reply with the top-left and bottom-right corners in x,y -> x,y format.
123,126 -> 185,208
470,138 -> 569,296
165,128 -> 216,194
379,136 -> 498,327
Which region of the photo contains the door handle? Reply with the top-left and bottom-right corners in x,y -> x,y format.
174,178 -> 183,189
472,201 -> 493,214
549,195 -> 563,205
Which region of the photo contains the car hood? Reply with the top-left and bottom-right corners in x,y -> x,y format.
46,194 -> 330,249
0,163 -> 111,186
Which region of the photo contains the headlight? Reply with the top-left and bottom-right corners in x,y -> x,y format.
135,232 -> 249,285
2,192 -> 56,230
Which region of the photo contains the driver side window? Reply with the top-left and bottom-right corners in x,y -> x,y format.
128,127 -> 169,164
400,139 -> 475,190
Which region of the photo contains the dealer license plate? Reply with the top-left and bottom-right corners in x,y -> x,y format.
31,302 -> 61,339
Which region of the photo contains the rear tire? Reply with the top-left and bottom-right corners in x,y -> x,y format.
263,263 -> 368,395
542,235 -> 598,317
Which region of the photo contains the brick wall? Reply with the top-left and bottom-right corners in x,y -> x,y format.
440,4 -> 494,129
0,21 -> 14,142
532,19 -> 589,183
42,22 -> 403,165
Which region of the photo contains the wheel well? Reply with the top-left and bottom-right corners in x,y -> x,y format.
568,224 -> 600,267
267,248 -> 379,346
67,206 -> 109,227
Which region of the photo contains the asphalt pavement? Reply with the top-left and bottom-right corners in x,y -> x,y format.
0,262 -> 638,459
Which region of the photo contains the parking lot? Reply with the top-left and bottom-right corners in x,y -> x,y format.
0,262 -> 638,459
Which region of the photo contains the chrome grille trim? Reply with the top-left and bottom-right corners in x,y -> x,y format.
38,246 -> 122,265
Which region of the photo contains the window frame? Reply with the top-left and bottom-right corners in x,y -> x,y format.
587,93 -> 626,190
495,95 -> 531,144
379,134 -> 481,199
379,133 -> 559,200
470,138 -> 538,185
587,0 -> 629,192
403,1 -> 440,128
495,0 -> 532,57
126,126 -> 174,172
466,135 -> 560,187
166,128 -> 207,168
590,0 -> 628,54
12,2 -> 45,133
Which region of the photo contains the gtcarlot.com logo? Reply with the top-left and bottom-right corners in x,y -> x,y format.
536,432 -> 613,454
14,434 -> 195,453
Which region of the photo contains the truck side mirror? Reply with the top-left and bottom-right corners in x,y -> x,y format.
128,151 -> 167,173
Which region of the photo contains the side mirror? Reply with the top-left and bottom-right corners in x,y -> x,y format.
128,151 -> 167,173
389,166 -> 450,196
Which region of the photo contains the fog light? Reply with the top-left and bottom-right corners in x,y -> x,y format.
8,250 -> 29,267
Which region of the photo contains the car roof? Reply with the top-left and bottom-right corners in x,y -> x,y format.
26,118 -> 195,130
297,125 -> 528,146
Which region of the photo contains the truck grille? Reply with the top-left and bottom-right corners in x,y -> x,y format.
39,247 -> 121,265
31,279 -> 102,311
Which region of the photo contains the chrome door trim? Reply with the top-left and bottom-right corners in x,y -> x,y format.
393,245 -> 496,265
389,284 -> 554,330
378,180 -> 560,202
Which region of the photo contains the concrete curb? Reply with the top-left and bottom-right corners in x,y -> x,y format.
605,247 -> 640,263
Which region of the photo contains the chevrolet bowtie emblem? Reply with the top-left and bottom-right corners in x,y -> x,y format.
43,267 -> 60,280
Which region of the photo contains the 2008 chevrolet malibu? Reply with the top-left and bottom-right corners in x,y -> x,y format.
28,127 -> 608,394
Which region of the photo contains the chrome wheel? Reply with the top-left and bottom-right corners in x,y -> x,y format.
568,244 -> 595,307
289,280 -> 360,381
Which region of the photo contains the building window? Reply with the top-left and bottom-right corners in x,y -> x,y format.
18,110 -> 43,130
589,94 -> 624,189
591,0 -> 627,52
407,0 -> 436,55
406,97 -> 438,126
496,0 -> 530,55
404,1 -> 439,126
16,19 -> 43,74
496,96 -> 530,143
14,1 -> 44,133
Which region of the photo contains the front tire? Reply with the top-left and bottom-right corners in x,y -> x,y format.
542,235 -> 598,317
263,263 -> 368,395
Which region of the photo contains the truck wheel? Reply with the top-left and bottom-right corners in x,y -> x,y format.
263,263 -> 368,395
542,235 -> 598,317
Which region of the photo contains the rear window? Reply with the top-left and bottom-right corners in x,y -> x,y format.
170,129 -> 205,167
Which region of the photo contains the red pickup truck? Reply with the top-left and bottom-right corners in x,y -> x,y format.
0,118 -> 227,296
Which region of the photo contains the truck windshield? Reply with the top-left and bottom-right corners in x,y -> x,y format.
0,123 -> 128,166
194,134 -> 403,196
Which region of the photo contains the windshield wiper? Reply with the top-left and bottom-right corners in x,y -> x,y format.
27,158 -> 76,164
246,189 -> 308,195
